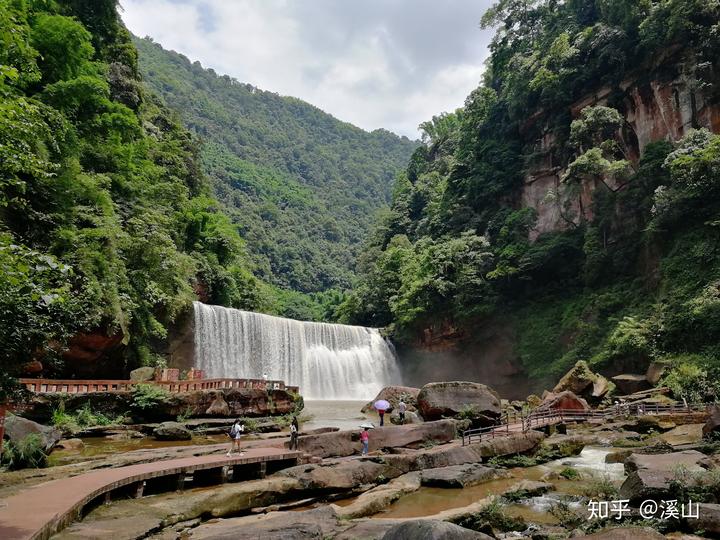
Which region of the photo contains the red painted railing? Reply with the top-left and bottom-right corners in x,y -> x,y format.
19,378 -> 300,395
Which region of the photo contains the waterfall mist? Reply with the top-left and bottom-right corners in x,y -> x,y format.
193,302 -> 402,400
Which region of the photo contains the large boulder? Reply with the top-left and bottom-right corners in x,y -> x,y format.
536,390 -> 590,411
645,362 -> 668,385
688,503 -> 720,536
362,386 -> 420,414
703,404 -> 720,438
382,431 -> 545,473
172,497 -> 336,540
660,424 -> 704,446
4,414 -> 61,451
390,410 -> 423,425
333,473 -> 422,519
421,464 -> 509,489
279,459 -> 389,491
502,480 -> 553,500
417,382 -> 501,422
20,387 -> 297,423
294,420 -> 456,458
152,421 -> 192,441
129,366 -> 155,382
205,391 -> 231,416
552,360 -> 596,394
382,520 -> 492,540
619,450 -> 707,502
153,387 -> 297,420
612,374 -> 651,395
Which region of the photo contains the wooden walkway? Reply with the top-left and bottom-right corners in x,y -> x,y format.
0,447 -> 301,540
462,402 -> 710,445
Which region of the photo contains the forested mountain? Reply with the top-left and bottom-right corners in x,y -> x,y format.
133,37 -> 418,298
342,0 -> 720,395
0,0 -> 265,393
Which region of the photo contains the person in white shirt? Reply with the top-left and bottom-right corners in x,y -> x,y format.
398,400 -> 407,424
226,419 -> 245,456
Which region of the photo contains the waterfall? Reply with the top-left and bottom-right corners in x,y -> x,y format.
192,302 -> 402,400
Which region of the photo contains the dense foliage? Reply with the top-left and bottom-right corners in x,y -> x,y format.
133,37 -> 418,295
0,0 -> 263,398
342,0 -> 720,389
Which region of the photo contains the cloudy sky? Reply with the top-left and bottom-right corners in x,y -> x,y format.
120,0 -> 495,138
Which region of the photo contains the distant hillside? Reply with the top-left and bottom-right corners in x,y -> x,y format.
134,37 -> 418,294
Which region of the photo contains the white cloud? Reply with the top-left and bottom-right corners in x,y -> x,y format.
119,0 -> 494,138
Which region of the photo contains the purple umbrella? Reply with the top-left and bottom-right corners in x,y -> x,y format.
374,399 -> 390,411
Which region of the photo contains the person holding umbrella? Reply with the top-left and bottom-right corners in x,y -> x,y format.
374,399 -> 390,426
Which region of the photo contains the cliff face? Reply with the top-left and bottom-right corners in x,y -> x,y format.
523,54 -> 720,238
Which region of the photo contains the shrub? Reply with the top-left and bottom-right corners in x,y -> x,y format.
176,406 -> 194,423
550,500 -> 583,529
75,404 -> 113,426
488,454 -> 538,467
1,434 -> 47,470
456,404 -> 480,420
51,407 -> 79,434
582,478 -> 619,499
560,467 -> 580,480
131,384 -> 171,412
52,403 -> 118,433
242,418 -> 259,433
661,357 -> 720,403
669,464 -> 720,504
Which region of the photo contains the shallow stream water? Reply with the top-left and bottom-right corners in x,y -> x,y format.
301,400 -> 372,431
49,400 -> 371,466
375,446 -> 625,522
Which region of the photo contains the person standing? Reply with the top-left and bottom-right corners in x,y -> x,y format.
289,415 -> 299,450
360,427 -> 370,456
378,408 -> 385,426
397,400 -> 407,425
226,418 -> 245,457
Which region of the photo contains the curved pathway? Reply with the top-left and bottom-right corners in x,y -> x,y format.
0,446 -> 301,540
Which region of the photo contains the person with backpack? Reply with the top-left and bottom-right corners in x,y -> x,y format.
226,418 -> 245,456
289,415 -> 299,450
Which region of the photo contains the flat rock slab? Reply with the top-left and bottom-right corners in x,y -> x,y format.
502,480 -> 553,500
688,503 -> 720,536
381,520 -> 493,539
188,506 -> 339,539
333,472 -> 422,519
660,424 -> 704,446
421,464 -> 509,488
295,420 -> 456,458
620,450 -> 707,501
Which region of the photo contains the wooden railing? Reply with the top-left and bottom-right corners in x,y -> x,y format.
461,401 -> 711,446
19,378 -> 300,395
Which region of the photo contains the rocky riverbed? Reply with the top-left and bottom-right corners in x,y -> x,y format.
5,376 -> 720,539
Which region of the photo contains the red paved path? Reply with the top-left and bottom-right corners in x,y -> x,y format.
0,446 -> 300,540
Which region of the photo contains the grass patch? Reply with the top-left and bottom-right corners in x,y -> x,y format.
51,403 -> 119,434
1,434 -> 47,470
582,478 -> 619,499
560,467 -> 580,480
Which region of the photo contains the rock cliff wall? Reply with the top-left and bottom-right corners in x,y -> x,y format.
523,53 -> 720,238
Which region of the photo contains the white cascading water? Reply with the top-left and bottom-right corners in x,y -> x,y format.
193,302 -> 402,400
